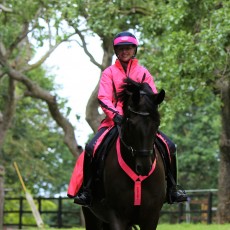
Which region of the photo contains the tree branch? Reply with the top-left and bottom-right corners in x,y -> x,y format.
74,28 -> 102,70
7,8 -> 43,56
3,78 -> 16,128
118,6 -> 151,16
0,42 -> 6,59
1,56 -> 80,157
85,82 -> 104,132
23,33 -> 76,72
85,36 -> 113,131
0,4 -> 13,13
0,78 -> 16,146
8,22 -> 30,57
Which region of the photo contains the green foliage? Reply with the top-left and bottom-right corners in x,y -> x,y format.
136,0 -> 230,189
63,0 -> 152,39
0,0 -> 78,197
2,99 -> 73,195
4,197 -> 82,228
1,0 -> 229,202
157,224 -> 230,230
1,67 -> 73,196
163,96 -> 221,189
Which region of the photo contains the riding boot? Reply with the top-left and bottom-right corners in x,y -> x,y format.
157,132 -> 187,204
166,151 -> 188,204
74,150 -> 93,207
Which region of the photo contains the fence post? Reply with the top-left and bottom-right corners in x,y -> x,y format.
0,165 -> 5,230
38,196 -> 42,213
19,196 -> 23,229
58,196 -> 62,228
178,203 -> 184,223
207,192 -> 213,224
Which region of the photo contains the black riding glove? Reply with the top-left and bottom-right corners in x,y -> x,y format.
113,114 -> 123,126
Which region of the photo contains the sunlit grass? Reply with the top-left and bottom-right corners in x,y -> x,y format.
157,224 -> 230,230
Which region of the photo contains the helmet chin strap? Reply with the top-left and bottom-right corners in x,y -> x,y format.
117,54 -> 136,60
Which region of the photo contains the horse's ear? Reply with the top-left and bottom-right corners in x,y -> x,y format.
155,89 -> 165,105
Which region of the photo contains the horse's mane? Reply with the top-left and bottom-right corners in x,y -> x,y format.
118,78 -> 154,103
118,78 -> 160,123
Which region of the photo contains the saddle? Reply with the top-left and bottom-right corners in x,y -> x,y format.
92,127 -> 170,182
93,126 -> 118,178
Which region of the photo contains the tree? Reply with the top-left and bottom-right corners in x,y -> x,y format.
162,97 -> 220,190
0,0 -> 149,224
0,1 -> 81,226
0,0 -> 80,156
1,0 -> 229,225
0,1 -> 160,226
63,0 -> 149,131
138,0 -> 230,222
64,0 -> 230,223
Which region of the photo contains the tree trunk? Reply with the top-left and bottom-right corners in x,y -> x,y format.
0,165 -> 5,229
217,76 -> 230,223
86,82 -> 104,133
85,36 -> 114,132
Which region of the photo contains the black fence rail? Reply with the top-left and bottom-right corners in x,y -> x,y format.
4,196 -> 83,229
160,190 -> 218,224
4,190 -> 218,229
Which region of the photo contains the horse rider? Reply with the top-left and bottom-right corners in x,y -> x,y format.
68,31 -> 188,206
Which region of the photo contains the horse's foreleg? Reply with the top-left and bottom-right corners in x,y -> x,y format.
139,218 -> 159,230
82,207 -> 103,230
102,222 -> 110,230
109,222 -> 127,230
107,213 -> 128,230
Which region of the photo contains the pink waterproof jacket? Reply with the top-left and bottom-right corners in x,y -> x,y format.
98,58 -> 158,129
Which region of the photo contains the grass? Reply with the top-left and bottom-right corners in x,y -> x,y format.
157,224 -> 230,230
21,224 -> 230,230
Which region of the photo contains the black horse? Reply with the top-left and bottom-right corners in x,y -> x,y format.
82,78 -> 166,230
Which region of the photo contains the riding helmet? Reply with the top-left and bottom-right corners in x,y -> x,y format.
113,31 -> 138,56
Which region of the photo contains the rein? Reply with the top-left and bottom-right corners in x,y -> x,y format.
117,125 -> 154,157
117,104 -> 154,157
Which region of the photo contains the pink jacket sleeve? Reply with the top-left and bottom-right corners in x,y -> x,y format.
98,69 -> 118,120
144,69 -> 158,94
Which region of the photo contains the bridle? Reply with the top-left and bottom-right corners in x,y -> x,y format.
127,106 -> 150,116
117,104 -> 155,157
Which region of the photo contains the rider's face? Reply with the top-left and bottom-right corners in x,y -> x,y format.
115,45 -> 136,62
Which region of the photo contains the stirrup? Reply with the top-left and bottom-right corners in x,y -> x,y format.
168,185 -> 187,204
74,190 -> 92,207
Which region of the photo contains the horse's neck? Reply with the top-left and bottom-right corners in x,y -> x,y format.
120,142 -> 136,170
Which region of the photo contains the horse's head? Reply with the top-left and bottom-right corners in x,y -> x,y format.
118,78 -> 165,176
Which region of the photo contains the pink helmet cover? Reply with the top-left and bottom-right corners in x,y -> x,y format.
114,36 -> 138,46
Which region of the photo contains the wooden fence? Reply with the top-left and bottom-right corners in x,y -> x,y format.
159,190 -> 218,224
3,190 -> 218,229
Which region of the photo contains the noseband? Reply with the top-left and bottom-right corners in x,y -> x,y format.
118,104 -> 154,157
128,106 -> 150,116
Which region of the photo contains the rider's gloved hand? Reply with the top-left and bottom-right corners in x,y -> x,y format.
113,114 -> 123,126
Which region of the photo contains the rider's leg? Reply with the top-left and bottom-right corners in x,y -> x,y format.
158,131 -> 187,204
74,127 -> 107,206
